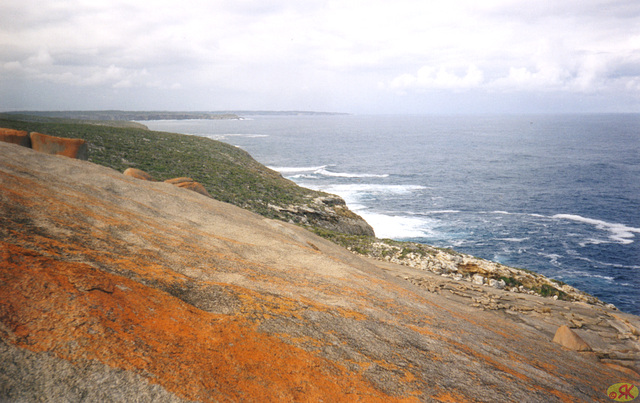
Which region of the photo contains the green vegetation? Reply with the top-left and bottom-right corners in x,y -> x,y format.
0,115 -> 325,219
310,228 -> 376,253
4,111 -> 240,121
532,284 -> 569,300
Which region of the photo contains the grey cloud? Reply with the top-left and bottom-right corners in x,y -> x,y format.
1,0 -> 639,113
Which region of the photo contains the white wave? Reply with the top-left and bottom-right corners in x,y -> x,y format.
569,271 -> 615,282
316,183 -> 426,195
303,183 -> 427,208
204,133 -> 268,140
358,211 -> 436,240
579,238 -> 610,247
269,165 -> 389,179
424,210 -> 461,214
314,168 -> 389,178
539,252 -> 563,267
498,237 -> 529,242
552,214 -> 640,245
225,133 -> 269,138
269,165 -> 327,173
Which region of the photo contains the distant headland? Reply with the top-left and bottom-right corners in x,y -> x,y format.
3,110 -> 350,122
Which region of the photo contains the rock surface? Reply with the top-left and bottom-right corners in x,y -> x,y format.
165,177 -> 212,197
553,325 -> 592,351
29,131 -> 88,160
269,194 -> 376,236
1,141 -> 638,402
123,167 -> 154,181
0,128 -> 30,147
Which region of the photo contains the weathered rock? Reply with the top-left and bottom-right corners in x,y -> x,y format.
123,167 -> 154,181
165,177 -> 211,197
0,128 -> 30,147
0,142 -> 636,402
472,273 -> 485,285
29,132 -> 88,160
553,325 -> 592,351
489,278 -> 506,289
270,196 -> 375,236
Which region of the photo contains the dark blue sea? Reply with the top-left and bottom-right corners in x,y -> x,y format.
145,114 -> 640,315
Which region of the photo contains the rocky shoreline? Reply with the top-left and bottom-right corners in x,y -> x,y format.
351,239 -> 608,306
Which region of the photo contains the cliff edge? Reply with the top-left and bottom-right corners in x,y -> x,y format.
1,142 -> 638,402
0,116 -> 374,237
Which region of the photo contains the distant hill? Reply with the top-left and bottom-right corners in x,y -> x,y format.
2,110 -> 349,121
3,110 -> 241,121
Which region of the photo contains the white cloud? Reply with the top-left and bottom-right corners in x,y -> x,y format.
1,0 -> 639,113
390,65 -> 485,91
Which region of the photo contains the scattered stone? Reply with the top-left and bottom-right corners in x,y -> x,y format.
552,325 -> 592,351
30,132 -> 88,160
123,168 -> 154,181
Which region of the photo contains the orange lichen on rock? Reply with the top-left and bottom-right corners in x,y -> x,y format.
0,241 -> 405,402
123,167 -> 154,181
29,131 -> 88,159
0,128 -> 30,147
165,177 -> 211,197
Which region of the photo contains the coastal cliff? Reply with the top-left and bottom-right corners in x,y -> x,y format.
0,116 -> 374,237
1,136 -> 639,401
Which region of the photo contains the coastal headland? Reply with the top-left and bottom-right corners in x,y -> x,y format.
0,114 -> 638,401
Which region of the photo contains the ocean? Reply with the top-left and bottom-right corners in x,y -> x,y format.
144,114 -> 640,315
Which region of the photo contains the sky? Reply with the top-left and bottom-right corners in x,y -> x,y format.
1,0 -> 640,114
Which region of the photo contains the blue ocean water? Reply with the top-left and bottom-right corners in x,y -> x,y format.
145,115 -> 640,315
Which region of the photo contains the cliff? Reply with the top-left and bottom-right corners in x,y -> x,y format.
0,116 -> 374,237
1,141 -> 638,401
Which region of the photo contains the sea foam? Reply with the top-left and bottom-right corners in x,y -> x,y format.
552,214 -> 640,245
270,165 -> 389,179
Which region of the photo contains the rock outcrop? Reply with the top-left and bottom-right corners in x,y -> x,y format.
0,128 -> 30,147
164,177 -> 211,197
1,141 -> 638,402
122,169 -> 212,198
29,132 -> 88,160
0,128 -> 88,160
123,167 -> 154,181
553,325 -> 592,351
269,194 -> 375,236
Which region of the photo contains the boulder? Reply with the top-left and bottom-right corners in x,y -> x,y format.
123,168 -> 154,181
0,128 -> 31,147
165,177 -> 211,197
472,274 -> 485,286
30,132 -> 88,160
552,325 -> 591,351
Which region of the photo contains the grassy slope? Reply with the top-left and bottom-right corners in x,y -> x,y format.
0,116 -> 320,219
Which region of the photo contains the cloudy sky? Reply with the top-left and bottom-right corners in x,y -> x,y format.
2,0 -> 640,114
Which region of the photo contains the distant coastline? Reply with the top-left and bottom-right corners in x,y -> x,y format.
3,110 -> 349,122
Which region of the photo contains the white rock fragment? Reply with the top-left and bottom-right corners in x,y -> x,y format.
472,274 -> 485,285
